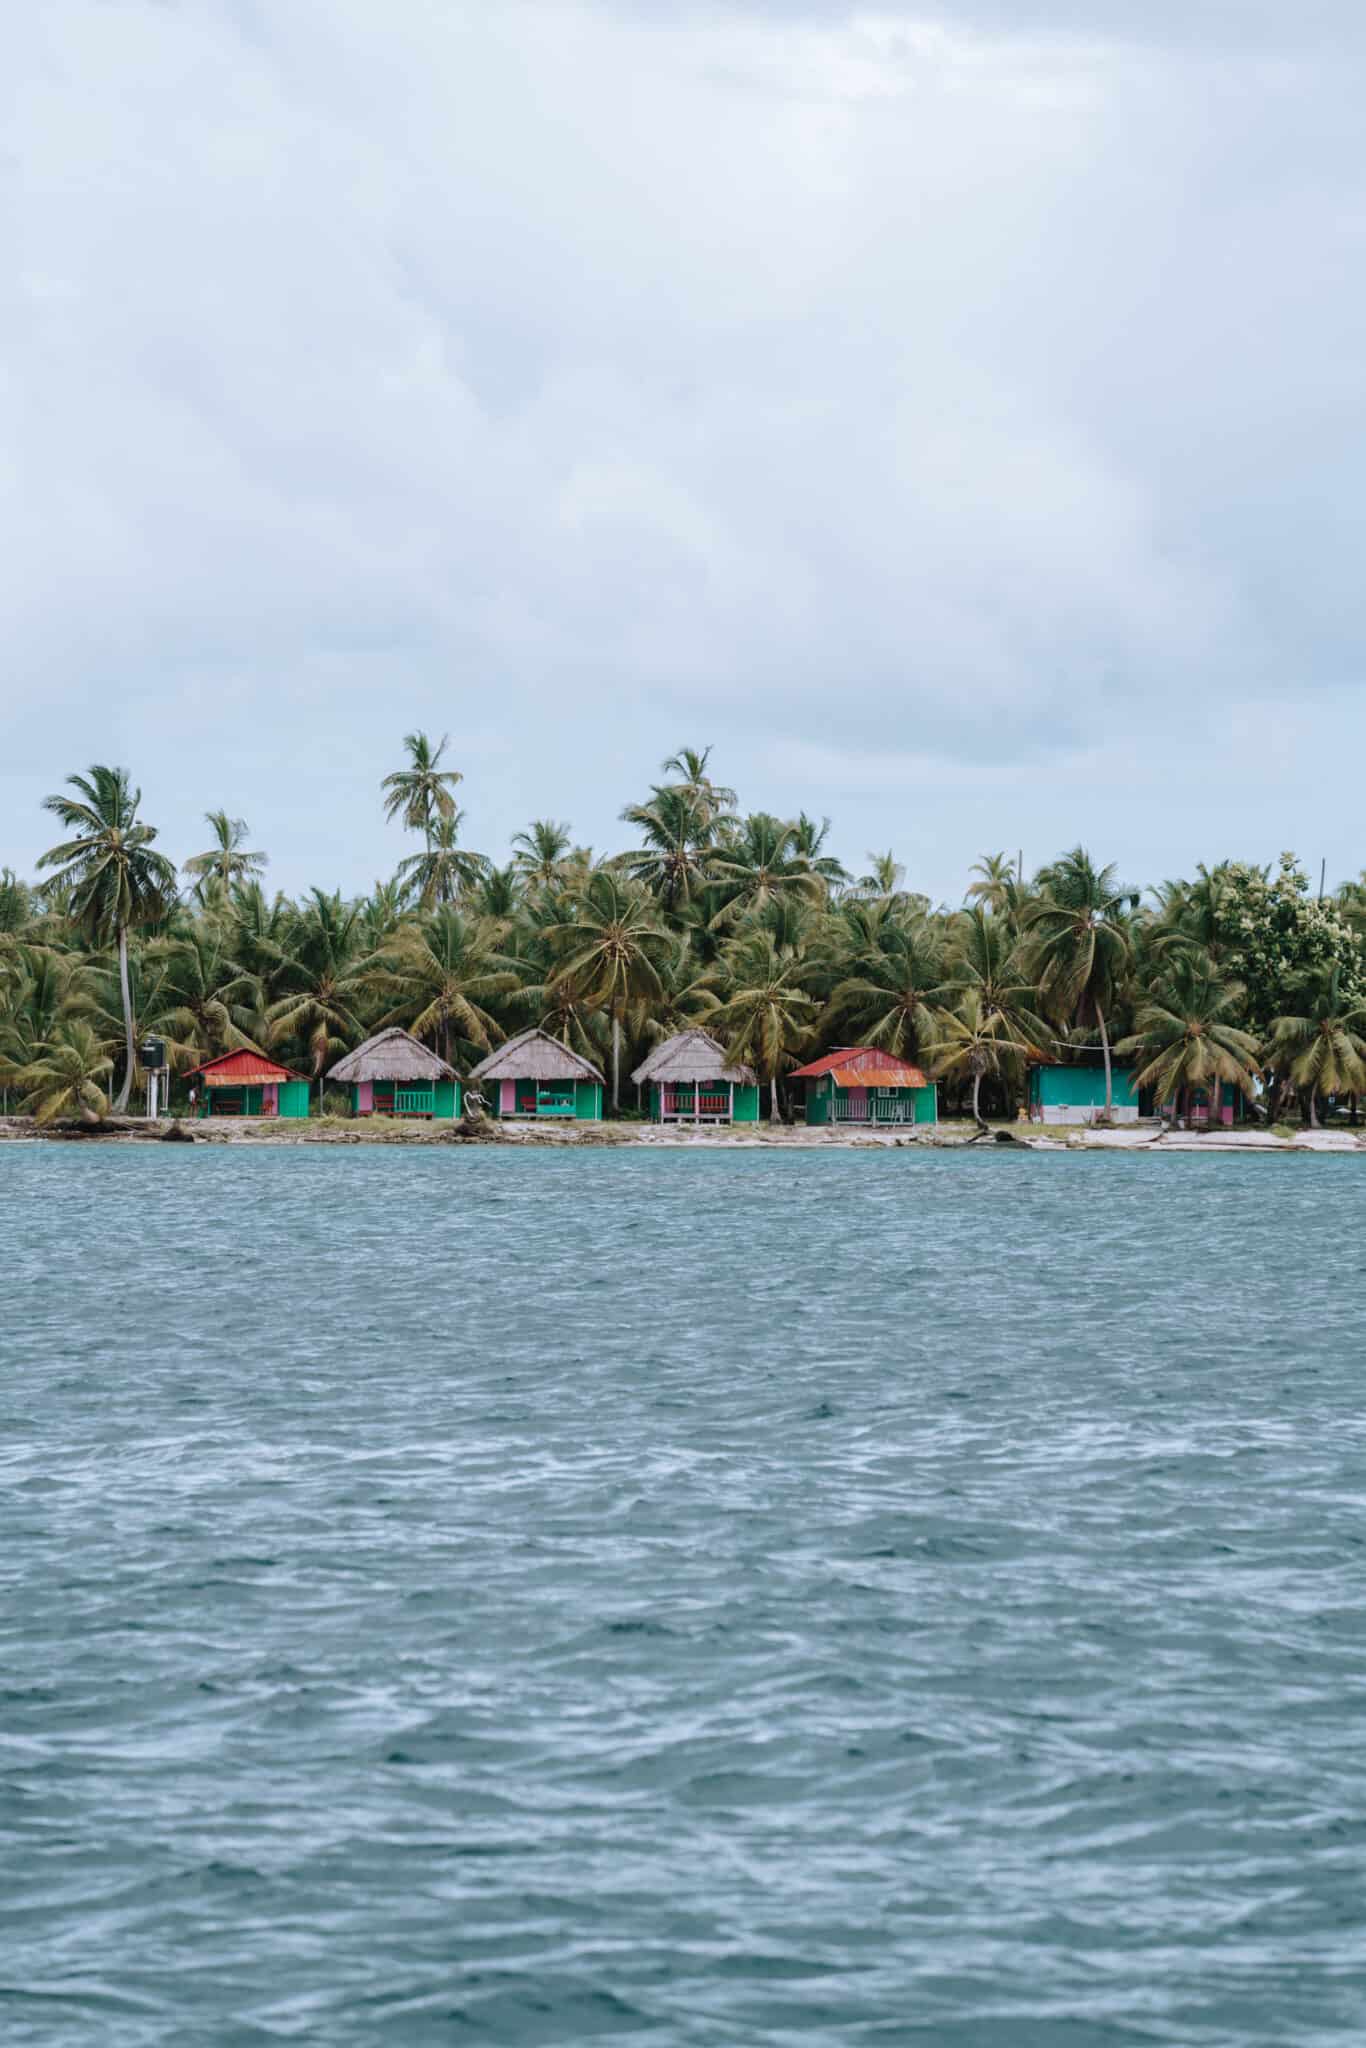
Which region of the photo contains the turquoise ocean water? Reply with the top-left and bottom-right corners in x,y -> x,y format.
3,1144 -> 1365,2044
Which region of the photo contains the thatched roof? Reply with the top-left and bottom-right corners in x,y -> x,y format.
327,1028 -> 456,1085
631,1030 -> 756,1087
468,1027 -> 603,1084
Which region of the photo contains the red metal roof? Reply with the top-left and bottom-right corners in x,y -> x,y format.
184,1049 -> 303,1085
788,1046 -> 930,1089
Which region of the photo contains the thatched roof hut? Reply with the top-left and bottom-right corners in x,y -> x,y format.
631,1030 -> 756,1087
327,1028 -> 456,1085
469,1028 -> 603,1084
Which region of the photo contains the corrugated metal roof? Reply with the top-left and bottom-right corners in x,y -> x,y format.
788,1046 -> 929,1089
185,1049 -> 302,1085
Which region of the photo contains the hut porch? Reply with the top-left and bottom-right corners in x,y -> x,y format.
470,1030 -> 605,1121
790,1049 -> 937,1128
185,1050 -> 310,1119
657,1081 -> 735,1122
631,1031 -> 759,1125
327,1029 -> 461,1120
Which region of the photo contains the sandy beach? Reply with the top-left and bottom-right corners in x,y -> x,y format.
6,1115 -> 1363,1155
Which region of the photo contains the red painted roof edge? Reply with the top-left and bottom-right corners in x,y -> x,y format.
183,1049 -> 305,1083
788,1047 -> 925,1081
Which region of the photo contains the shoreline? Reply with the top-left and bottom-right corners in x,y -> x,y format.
3,1116 -> 1363,1155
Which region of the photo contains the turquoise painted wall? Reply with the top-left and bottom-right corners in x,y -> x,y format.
1035,1064 -> 1139,1110
574,1080 -> 602,1120
435,1078 -> 459,1118
912,1083 -> 937,1124
733,1084 -> 760,1123
277,1080 -> 311,1118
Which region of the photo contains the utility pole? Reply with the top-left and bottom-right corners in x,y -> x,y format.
1319,858 -> 1326,902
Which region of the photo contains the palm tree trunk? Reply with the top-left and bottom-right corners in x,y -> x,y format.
612,1013 -> 621,1113
114,922 -> 135,1111
1309,1086 -> 1320,1128
1096,1000 -> 1112,1115
769,1074 -> 779,1122
972,1067 -> 985,1128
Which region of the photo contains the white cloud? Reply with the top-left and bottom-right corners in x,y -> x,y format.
2,1 -> 1364,900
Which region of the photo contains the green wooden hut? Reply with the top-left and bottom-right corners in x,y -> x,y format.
469,1029 -> 604,1119
327,1028 -> 460,1119
185,1048 -> 310,1118
631,1030 -> 760,1124
789,1047 -> 938,1127
1026,1062 -> 1141,1124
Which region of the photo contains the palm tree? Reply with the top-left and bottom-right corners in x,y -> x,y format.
710,930 -> 816,1121
1265,964 -> 1366,1127
356,877 -> 408,955
366,908 -> 519,1068
1116,958 -> 1261,1123
0,869 -> 32,935
826,915 -> 947,1064
12,1019 -> 112,1125
266,890 -> 366,1103
520,968 -> 612,1069
942,904 -> 1049,1105
967,852 -> 1025,920
0,947 -> 81,1114
930,992 -> 1030,1129
660,746 -> 736,824
511,820 -> 573,892
183,811 -> 267,893
791,813 -> 849,889
708,814 -> 824,931
380,732 -> 462,844
140,922 -> 263,1071
395,811 -> 487,909
38,766 -> 178,1110
619,784 -> 717,911
1149,863 -> 1231,968
469,862 -> 524,926
854,851 -> 905,901
224,883 -> 293,1026
1024,847 -> 1136,1117
545,872 -> 672,1109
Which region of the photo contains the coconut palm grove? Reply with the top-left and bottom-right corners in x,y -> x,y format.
4,737 -> 1365,1128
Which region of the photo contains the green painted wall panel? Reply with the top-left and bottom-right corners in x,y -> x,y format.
733,1084 -> 760,1123
434,1079 -> 459,1118
277,1080 -> 311,1118
913,1084 -> 937,1123
574,1080 -> 602,1120
1037,1064 -> 1139,1109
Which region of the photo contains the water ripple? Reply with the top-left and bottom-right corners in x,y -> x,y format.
3,1146 -> 1366,2044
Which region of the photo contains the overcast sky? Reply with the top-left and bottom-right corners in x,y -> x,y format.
4,1 -> 1365,902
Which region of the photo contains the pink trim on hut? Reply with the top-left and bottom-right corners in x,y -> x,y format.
356,1080 -> 374,1114
261,1083 -> 278,1116
500,1078 -> 516,1115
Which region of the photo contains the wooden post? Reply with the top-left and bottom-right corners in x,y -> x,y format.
729,1079 -> 734,1125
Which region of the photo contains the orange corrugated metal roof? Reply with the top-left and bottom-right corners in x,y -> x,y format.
184,1049 -> 302,1085
789,1047 -> 929,1088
